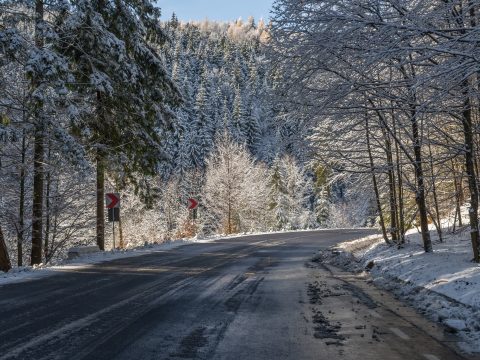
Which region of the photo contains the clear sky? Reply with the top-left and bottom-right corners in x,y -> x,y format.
156,0 -> 275,22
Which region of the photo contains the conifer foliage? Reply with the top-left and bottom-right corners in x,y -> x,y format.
56,0 -> 181,250
0,1 -> 181,267
0,6 -> 323,270
162,18 -> 279,171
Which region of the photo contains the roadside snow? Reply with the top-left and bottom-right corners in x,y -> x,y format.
325,225 -> 480,353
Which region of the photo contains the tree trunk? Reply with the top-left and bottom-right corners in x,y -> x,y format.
119,217 -> 124,249
44,140 -> 51,262
0,225 -> 11,272
227,154 -> 232,234
396,60 -> 432,252
30,0 -> 45,266
96,152 -> 105,251
95,88 -> 106,251
462,94 -> 480,262
427,134 -> 443,242
453,160 -> 463,228
366,116 -> 389,244
396,164 -> 406,245
376,109 -> 398,243
31,123 -> 44,265
392,111 -> 406,244
411,106 -> 432,252
397,171 -> 406,244
17,130 -> 26,266
385,133 -> 399,243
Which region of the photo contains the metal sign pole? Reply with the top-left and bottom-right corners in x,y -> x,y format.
113,219 -> 115,250
106,193 -> 120,250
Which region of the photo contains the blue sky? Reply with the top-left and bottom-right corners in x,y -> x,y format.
156,0 -> 275,22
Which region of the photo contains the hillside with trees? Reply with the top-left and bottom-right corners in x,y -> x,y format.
0,3 -> 330,270
2,2 -> 480,357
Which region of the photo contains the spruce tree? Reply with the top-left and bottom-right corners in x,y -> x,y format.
57,0 -> 181,250
232,86 -> 246,141
268,157 -> 288,229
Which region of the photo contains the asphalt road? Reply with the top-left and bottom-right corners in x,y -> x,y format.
0,229 -> 474,360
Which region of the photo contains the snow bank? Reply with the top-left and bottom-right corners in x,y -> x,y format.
326,226 -> 480,353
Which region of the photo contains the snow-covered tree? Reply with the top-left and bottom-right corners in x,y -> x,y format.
269,0 -> 480,260
268,155 -> 315,230
203,133 -> 268,234
162,18 -> 282,170
56,0 -> 181,250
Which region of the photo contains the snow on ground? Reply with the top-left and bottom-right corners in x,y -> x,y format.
326,223 -> 480,353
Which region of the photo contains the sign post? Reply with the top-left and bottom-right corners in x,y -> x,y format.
106,193 -> 120,249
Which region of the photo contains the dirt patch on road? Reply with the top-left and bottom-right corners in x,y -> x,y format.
312,309 -> 345,344
172,326 -> 208,358
307,280 -> 346,345
225,276 -> 264,313
307,280 -> 344,305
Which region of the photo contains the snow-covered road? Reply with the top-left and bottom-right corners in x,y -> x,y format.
0,229 -> 474,360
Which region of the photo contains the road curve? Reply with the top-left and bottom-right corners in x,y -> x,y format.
0,229 -> 473,360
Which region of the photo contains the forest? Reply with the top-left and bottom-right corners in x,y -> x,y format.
2,0 -> 480,272
270,0 -> 480,263
0,1 -> 335,271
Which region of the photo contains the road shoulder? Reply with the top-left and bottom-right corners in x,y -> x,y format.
316,240 -> 480,358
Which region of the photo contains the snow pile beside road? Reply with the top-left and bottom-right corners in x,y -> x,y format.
325,227 -> 480,353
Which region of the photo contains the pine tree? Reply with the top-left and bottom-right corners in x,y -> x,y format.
267,155 -> 313,230
30,0 -> 46,265
194,80 -> 214,165
315,191 -> 330,227
212,87 -> 224,135
57,0 -> 181,250
313,165 -> 330,226
170,12 -> 180,29
232,86 -> 246,141
157,19 -> 281,169
244,105 -> 260,150
268,157 -> 289,229
248,55 -> 259,91
171,36 -> 183,82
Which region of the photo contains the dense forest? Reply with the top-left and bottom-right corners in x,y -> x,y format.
2,3 -> 480,358
7,0 -> 480,271
0,2 -> 346,270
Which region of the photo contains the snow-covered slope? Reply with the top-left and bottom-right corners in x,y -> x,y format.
328,227 -> 480,353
